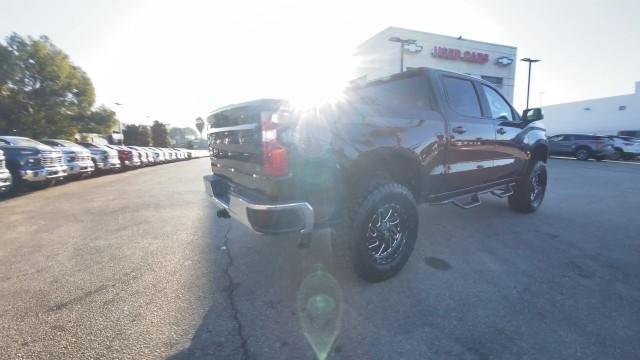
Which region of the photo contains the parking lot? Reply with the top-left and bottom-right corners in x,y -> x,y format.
1,157 -> 639,359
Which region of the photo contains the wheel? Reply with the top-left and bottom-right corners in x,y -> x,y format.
610,149 -> 623,161
334,182 -> 419,282
509,161 -> 547,213
621,154 -> 635,161
593,156 -> 605,161
5,168 -> 23,196
575,148 -> 591,161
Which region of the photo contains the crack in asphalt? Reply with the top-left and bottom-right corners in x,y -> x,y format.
221,223 -> 250,360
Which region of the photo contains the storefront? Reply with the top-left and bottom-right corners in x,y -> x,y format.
543,82 -> 640,135
354,27 -> 518,101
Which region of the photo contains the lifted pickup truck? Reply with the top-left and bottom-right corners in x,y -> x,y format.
203,68 -> 548,281
0,136 -> 68,193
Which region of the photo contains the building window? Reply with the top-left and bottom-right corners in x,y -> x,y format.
619,105 -> 627,111
481,75 -> 503,87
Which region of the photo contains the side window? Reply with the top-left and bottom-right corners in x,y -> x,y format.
565,135 -> 575,141
442,77 -> 482,117
481,85 -> 513,121
0,139 -> 8,145
353,76 -> 434,111
548,135 -> 564,141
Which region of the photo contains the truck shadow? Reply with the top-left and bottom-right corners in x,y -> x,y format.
169,198 -> 519,359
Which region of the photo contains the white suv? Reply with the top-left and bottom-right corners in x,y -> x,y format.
607,135 -> 640,160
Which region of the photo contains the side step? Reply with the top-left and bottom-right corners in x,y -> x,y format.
452,194 -> 481,209
430,183 -> 516,210
490,184 -> 514,198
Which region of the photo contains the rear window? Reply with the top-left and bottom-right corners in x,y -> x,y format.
350,76 -> 434,111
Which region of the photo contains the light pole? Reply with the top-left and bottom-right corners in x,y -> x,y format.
388,37 -> 418,73
113,102 -> 125,145
520,58 -> 541,109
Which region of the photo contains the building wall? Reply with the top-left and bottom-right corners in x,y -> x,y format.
355,27 -> 518,101
542,81 -> 640,135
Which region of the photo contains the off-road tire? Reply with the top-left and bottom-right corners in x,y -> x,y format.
509,160 -> 547,213
333,181 -> 419,282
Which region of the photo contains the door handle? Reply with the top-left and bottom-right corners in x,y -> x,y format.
452,126 -> 466,134
497,128 -> 506,135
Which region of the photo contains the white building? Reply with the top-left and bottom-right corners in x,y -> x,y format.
542,82 -> 640,135
355,27 -> 518,101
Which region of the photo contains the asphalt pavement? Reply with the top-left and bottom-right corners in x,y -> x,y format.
1,158 -> 639,359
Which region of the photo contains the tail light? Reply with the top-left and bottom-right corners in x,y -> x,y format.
261,110 -> 290,177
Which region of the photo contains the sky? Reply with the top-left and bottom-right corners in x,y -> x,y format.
1,0 -> 639,129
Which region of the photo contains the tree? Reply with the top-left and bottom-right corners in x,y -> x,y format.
74,105 -> 118,134
150,120 -> 170,147
0,33 -> 113,140
123,124 -> 151,146
195,117 -> 204,138
169,126 -> 198,146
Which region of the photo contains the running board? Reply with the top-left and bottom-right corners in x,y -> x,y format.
430,183 -> 516,210
452,193 -> 481,209
490,184 -> 514,198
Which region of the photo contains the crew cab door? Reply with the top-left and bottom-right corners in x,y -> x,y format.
477,83 -> 527,181
437,74 -> 497,192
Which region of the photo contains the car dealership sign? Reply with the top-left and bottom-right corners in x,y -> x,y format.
431,46 -> 489,64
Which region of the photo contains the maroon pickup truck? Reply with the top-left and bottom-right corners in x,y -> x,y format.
203,67 -> 548,282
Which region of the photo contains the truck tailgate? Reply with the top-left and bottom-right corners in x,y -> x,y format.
207,99 -> 283,195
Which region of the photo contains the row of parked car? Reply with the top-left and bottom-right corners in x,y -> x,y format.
0,135 -> 206,196
547,133 -> 640,161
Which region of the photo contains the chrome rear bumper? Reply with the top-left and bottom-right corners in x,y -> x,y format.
203,174 -> 314,234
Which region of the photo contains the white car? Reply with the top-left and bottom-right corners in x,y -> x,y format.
606,135 -> 640,160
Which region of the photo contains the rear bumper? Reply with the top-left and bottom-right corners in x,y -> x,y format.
203,174 -> 314,235
20,165 -> 68,182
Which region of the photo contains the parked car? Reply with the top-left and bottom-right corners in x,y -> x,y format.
128,146 -> 156,165
147,147 -> 167,163
0,136 -> 68,193
547,134 -> 615,160
605,136 -> 640,160
77,142 -> 122,173
203,67 -> 548,282
618,130 -> 640,139
120,146 -> 148,166
105,145 -> 141,169
0,149 -> 12,194
40,139 -> 95,179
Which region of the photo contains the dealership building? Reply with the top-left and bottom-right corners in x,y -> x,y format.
354,27 -> 518,101
542,82 -> 640,135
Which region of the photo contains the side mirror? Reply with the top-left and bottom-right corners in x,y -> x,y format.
522,108 -> 544,122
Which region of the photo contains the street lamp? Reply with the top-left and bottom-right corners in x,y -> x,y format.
113,102 -> 125,145
388,37 -> 418,73
520,58 -> 541,109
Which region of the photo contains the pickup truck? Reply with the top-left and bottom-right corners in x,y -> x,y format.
0,136 -> 68,193
40,139 -> 95,179
77,142 -> 122,173
203,67 -> 548,282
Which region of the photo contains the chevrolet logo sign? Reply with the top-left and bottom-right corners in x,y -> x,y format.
496,56 -> 514,66
403,43 -> 423,54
